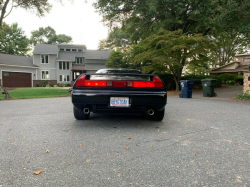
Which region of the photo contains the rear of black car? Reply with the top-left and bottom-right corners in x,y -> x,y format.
71,73 -> 167,121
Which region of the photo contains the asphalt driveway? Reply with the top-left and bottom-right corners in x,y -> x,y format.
0,88 -> 250,186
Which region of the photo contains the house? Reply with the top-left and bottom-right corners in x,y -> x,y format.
210,54 -> 250,76
0,44 -> 111,87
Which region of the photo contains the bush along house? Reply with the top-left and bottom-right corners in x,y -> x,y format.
0,44 -> 111,87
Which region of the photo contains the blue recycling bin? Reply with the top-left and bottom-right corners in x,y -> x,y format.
179,80 -> 194,98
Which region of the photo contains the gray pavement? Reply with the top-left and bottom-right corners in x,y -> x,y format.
0,90 -> 250,186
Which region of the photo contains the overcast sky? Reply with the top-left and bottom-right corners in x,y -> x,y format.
4,0 -> 109,50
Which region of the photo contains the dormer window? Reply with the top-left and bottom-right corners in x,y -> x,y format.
78,49 -> 83,52
72,49 -> 77,52
60,49 -> 64,51
66,49 -> 71,51
41,55 -> 49,64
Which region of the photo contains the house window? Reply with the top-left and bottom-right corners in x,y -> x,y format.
66,49 -> 71,51
59,62 -> 69,70
59,62 -> 62,70
3,72 -> 9,76
42,71 -> 49,80
72,49 -> 77,51
243,58 -> 250,62
63,62 -> 66,69
59,75 -> 70,82
41,55 -> 49,64
75,57 -> 83,64
78,49 -> 83,52
60,49 -> 64,51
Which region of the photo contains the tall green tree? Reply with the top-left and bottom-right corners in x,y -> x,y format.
214,0 -> 250,35
98,27 -> 131,50
134,29 -> 213,90
208,29 -> 250,66
0,0 -> 52,27
30,26 -> 72,46
0,22 -> 30,56
94,0 -> 218,42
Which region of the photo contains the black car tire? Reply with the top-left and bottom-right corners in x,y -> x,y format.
73,106 -> 90,120
150,109 -> 165,121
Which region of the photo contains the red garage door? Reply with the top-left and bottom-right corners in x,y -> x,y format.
2,72 -> 32,87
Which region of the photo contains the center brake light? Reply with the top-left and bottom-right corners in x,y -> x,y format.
75,75 -> 164,88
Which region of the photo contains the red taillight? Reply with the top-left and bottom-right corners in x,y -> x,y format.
75,75 -> 86,87
85,81 -> 106,87
75,75 -> 164,88
153,76 -> 164,88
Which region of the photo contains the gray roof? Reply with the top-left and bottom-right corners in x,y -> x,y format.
33,44 -> 58,54
85,63 -> 106,70
85,50 -> 111,60
57,52 -> 85,61
0,53 -> 38,68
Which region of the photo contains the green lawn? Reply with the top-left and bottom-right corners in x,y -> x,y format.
0,88 -> 70,100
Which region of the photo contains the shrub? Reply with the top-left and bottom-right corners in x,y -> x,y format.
53,85 -> 58,87
218,73 -> 237,84
46,84 -> 50,87
36,83 -> 39,87
235,91 -> 250,100
236,76 -> 244,85
66,83 -> 71,87
156,74 -> 176,90
41,81 -> 48,87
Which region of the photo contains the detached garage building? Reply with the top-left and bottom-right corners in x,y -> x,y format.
0,53 -> 39,87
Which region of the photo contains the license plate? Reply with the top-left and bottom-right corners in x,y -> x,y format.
110,97 -> 129,107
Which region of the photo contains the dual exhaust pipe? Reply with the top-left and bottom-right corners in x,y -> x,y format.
83,108 -> 90,114
148,109 -> 154,116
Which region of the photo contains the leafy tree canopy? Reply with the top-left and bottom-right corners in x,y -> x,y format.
30,26 -> 72,46
98,27 -> 131,50
0,0 -> 52,26
94,0 -> 219,42
0,22 -> 30,56
134,29 -> 213,90
208,29 -> 250,66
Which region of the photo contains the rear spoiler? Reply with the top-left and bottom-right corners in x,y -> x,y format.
74,73 -> 165,88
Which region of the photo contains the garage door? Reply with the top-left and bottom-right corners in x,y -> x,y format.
2,72 -> 32,87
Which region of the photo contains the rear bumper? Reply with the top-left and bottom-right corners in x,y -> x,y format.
72,90 -> 167,114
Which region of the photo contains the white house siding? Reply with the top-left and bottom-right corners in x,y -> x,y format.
0,66 -> 37,87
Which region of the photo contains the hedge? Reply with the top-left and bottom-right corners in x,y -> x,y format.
156,74 -> 222,90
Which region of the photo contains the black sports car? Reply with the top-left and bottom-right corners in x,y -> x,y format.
72,69 -> 167,121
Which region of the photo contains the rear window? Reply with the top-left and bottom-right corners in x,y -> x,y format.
96,69 -> 141,74
90,75 -> 150,81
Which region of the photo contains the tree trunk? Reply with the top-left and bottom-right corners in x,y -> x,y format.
0,0 -> 10,27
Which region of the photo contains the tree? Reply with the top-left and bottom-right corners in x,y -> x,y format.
106,50 -> 128,68
214,0 -> 250,35
0,0 -> 52,27
208,29 -> 250,66
94,0 -> 218,42
98,27 -> 131,50
134,29 -> 213,90
0,22 -> 30,56
30,26 -> 72,46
